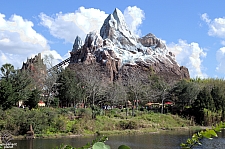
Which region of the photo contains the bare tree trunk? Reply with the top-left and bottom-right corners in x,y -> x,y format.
132,100 -> 135,116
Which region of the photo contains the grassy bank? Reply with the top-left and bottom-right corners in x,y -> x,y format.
0,107 -> 193,139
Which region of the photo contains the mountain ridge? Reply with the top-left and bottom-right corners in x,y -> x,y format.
69,8 -> 189,83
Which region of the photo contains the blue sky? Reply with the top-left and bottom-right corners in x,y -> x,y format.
0,1 -> 225,78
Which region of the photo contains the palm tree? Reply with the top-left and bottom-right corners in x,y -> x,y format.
0,63 -> 15,81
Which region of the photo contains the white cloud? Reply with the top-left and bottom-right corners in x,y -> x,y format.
39,6 -> 146,42
201,13 -> 225,76
201,13 -> 225,39
0,13 -> 63,69
208,18 -> 225,38
39,7 -> 108,43
201,13 -> 211,24
123,6 -> 145,36
0,6 -> 146,71
167,39 -> 207,78
216,47 -> 225,73
41,50 -> 66,68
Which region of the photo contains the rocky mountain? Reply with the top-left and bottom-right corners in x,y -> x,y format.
69,8 -> 189,83
21,53 -> 47,89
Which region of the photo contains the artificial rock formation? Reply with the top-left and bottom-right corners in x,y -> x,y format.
21,53 -> 47,88
69,8 -> 189,83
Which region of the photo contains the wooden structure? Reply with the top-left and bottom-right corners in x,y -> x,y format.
26,124 -> 35,139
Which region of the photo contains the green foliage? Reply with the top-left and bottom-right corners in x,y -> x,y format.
54,115 -> 67,132
118,145 -> 131,149
0,63 -> 39,110
57,68 -> 85,107
0,107 -> 63,135
181,121 -> 225,149
53,136 -> 132,149
168,78 -> 225,126
10,70 -> 34,102
53,136 -> 109,149
118,120 -> 138,130
190,81 -> 225,125
70,122 -> 83,134
211,86 -> 225,112
149,75 -> 166,90
194,87 -> 214,111
92,142 -> 110,149
77,108 -> 92,118
0,63 -> 15,81
24,89 -> 40,109
91,105 -> 104,119
0,79 -> 14,110
170,79 -> 199,111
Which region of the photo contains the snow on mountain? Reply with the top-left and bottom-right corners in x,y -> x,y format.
95,8 -> 172,66
69,8 -> 190,81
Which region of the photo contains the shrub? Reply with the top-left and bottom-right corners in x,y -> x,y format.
55,115 -> 68,133
117,120 -> 138,130
71,123 -> 83,134
77,108 -> 92,118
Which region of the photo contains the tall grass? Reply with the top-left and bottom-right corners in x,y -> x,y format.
0,107 -> 191,137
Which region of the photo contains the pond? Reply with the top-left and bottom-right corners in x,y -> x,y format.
10,130 -> 225,149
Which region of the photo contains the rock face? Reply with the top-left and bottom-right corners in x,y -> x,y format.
21,53 -> 46,74
69,8 -> 190,83
139,33 -> 166,49
21,53 -> 47,89
72,36 -> 83,52
100,8 -> 140,53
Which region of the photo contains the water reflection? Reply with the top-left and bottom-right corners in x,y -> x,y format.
194,131 -> 225,149
107,131 -> 191,149
13,137 -> 95,149
11,130 -> 225,149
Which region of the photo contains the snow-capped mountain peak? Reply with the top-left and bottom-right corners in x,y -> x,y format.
69,8 -> 190,81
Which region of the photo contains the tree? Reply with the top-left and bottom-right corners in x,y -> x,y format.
57,68 -> 85,107
124,68 -> 153,116
43,54 -> 54,69
24,89 -> 40,109
192,87 -> 214,124
74,63 -> 106,107
127,73 -> 142,109
210,86 -> 225,121
211,86 -> 225,112
193,87 -> 214,111
169,79 -> 200,111
0,64 -> 36,110
69,63 -> 110,119
106,81 -> 127,106
11,70 -> 34,103
148,74 -> 169,113
43,54 -> 61,106
0,63 -> 15,81
0,79 -> 14,110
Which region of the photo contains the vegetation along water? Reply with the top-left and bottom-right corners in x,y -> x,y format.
1,63 -> 225,148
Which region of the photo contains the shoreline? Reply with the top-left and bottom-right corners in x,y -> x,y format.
13,126 -> 206,140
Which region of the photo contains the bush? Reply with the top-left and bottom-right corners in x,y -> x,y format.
55,115 -> 68,133
77,108 -> 92,118
71,123 -> 83,134
117,120 -> 138,130
0,107 -> 62,135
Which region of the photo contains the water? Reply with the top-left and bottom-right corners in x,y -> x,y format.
9,130 -> 225,149
106,132 -> 189,149
194,130 -> 225,149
